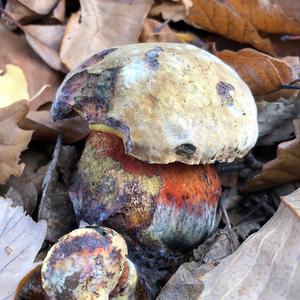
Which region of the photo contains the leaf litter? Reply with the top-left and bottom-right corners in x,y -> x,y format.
1,0 -> 300,299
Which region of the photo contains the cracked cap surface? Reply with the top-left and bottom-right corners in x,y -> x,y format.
52,43 -> 258,164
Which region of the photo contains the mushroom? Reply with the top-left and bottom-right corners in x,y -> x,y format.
52,43 -> 258,251
41,226 -> 137,300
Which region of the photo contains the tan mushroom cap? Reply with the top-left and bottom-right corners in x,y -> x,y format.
41,227 -> 128,300
52,43 -> 258,164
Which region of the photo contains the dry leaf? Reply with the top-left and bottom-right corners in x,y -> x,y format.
150,0 -> 193,22
20,110 -> 90,143
4,0 -> 36,22
158,188 -> 300,300
139,18 -> 180,43
22,110 -> 90,142
0,101 -> 33,185
16,0 -> 58,15
277,0 -> 300,22
215,48 -> 299,96
51,0 -> 66,23
0,31 -> 61,108
186,0 -> 273,53
60,0 -> 153,70
228,0 -> 300,34
0,197 -> 47,300
186,1 -> 300,54
244,119 -> 300,192
0,64 -> 29,107
22,25 -> 66,72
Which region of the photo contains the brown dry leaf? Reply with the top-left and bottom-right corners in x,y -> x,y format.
20,110 -> 90,143
216,48 -> 299,97
60,0 -> 153,70
0,31 -> 61,109
158,188 -> 300,300
0,101 -> 33,185
228,0 -> 300,34
139,18 -> 205,48
271,0 -> 300,23
139,18 -> 180,43
0,197 -> 47,300
186,0 -> 275,54
22,25 -> 66,72
245,119 -> 300,193
16,0 -> 58,15
51,0 -> 66,23
150,0 -> 193,22
4,0 -> 36,22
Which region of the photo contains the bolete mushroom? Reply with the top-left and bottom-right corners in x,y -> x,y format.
41,226 -> 137,300
52,43 -> 258,251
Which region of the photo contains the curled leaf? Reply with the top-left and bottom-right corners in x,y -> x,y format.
60,0 -> 153,70
215,48 -> 299,96
186,0 -> 274,53
244,119 -> 300,192
0,30 -> 61,108
150,0 -> 193,21
0,101 -> 33,185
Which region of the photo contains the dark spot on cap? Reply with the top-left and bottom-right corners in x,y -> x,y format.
48,232 -> 112,266
175,143 -> 197,159
52,66 -> 121,122
216,81 -> 234,106
74,67 -> 121,114
64,271 -> 81,291
78,48 -> 117,70
144,46 -> 164,70
109,248 -> 122,262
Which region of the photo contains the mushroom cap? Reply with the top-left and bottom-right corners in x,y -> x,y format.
41,227 -> 128,300
52,43 -> 258,164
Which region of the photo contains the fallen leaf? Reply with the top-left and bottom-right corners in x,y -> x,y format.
4,0 -> 37,22
257,100 -> 297,146
0,64 -> 29,107
150,0 -> 193,22
51,0 -> 66,23
228,0 -> 300,34
22,25 -> 66,72
16,0 -> 58,15
158,188 -> 300,300
139,18 -> 206,48
60,0 -> 153,70
244,119 -> 300,192
0,197 -> 46,300
20,110 -> 90,143
215,48 -> 299,96
272,0 -> 300,23
0,101 -> 33,185
186,0 -> 274,53
0,30 -> 61,108
139,18 -> 180,43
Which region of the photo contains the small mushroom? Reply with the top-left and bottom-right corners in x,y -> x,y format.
51,43 -> 258,251
41,227 -> 137,300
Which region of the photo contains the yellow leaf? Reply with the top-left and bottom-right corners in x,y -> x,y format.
0,64 -> 29,108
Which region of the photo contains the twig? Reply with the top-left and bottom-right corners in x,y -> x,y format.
281,35 -> 300,41
220,191 -> 236,253
38,132 -> 63,220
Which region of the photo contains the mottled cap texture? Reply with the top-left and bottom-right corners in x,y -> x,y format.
41,227 -> 128,299
52,43 -> 258,164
